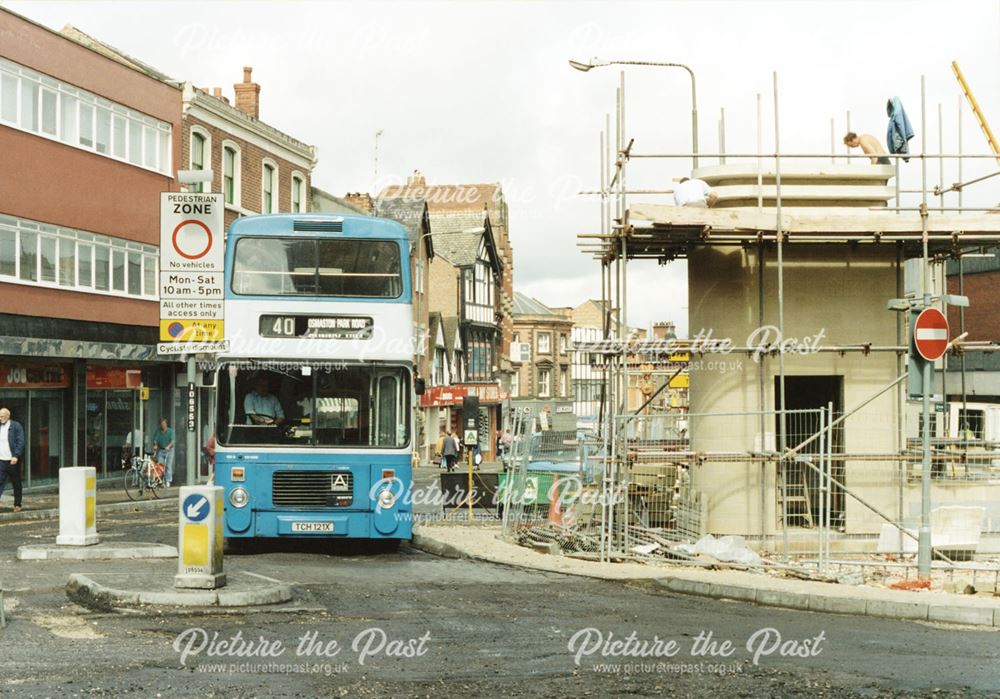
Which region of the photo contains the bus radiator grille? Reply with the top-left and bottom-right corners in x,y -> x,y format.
272,470 -> 354,507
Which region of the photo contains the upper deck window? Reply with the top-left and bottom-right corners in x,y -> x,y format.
233,237 -> 402,297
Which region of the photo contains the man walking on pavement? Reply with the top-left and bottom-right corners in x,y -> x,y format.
0,407 -> 25,513
441,429 -> 459,473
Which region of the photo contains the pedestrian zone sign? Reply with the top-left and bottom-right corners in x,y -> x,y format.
159,192 -> 226,353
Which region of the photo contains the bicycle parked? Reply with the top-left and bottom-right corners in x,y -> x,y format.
122,449 -> 165,501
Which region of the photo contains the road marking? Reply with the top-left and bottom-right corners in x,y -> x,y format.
242,571 -> 288,585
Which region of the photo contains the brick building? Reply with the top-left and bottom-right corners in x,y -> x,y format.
510,293 -> 575,431
66,36 -> 317,474
379,172 -> 515,384
374,196 -> 435,458
418,203 -> 506,460
0,9 -> 319,487
945,255 -> 1000,402
569,299 -> 613,428
179,69 -> 316,226
0,8 -> 181,485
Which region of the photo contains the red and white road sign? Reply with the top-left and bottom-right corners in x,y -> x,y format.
914,307 -> 950,361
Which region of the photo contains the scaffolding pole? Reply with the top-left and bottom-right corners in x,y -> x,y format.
774,71 -> 789,560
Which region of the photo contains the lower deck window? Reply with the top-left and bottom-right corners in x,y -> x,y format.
217,363 -> 410,448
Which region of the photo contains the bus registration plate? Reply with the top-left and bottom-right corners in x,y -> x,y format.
292,522 -> 334,533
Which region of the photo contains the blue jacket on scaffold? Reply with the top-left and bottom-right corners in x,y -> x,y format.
886,96 -> 914,162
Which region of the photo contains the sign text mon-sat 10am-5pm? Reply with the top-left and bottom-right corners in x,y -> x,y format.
158,192 -> 227,352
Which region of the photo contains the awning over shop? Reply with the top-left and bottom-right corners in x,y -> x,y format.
420,383 -> 509,408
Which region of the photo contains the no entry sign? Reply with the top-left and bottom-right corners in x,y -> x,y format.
913,307 -> 949,361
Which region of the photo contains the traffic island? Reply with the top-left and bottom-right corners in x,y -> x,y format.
17,542 -> 178,561
66,572 -> 294,610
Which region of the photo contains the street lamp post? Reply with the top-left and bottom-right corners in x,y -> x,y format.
569,58 -> 699,170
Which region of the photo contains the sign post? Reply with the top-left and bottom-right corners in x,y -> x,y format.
159,192 -> 225,487
913,307 -> 949,578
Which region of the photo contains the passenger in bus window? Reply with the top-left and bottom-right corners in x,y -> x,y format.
244,375 -> 286,426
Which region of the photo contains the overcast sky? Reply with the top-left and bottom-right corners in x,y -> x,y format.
8,0 -> 1000,335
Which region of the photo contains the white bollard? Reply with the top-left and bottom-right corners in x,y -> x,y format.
56,467 -> 100,546
174,485 -> 226,589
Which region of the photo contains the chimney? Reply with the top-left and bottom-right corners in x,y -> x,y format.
344,193 -> 375,215
233,66 -> 260,119
407,170 -> 427,188
652,321 -> 678,341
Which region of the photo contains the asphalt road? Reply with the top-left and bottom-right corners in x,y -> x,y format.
1,507 -> 999,698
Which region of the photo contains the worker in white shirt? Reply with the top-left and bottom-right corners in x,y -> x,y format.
673,177 -> 718,208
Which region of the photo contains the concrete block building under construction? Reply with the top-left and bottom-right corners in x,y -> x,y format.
583,148 -> 1000,555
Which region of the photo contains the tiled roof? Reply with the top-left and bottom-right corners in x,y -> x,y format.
442,316 -> 461,355
374,197 -> 431,255
428,211 -> 488,267
512,292 -> 557,316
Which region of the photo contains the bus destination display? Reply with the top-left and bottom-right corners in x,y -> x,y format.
260,315 -> 374,339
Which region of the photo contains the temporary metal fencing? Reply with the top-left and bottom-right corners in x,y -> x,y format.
500,410 -> 606,554
501,402 -> 1000,575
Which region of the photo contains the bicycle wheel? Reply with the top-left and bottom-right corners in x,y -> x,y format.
124,468 -> 144,501
147,473 -> 162,499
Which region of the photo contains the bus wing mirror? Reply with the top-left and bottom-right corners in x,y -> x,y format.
414,378 -> 426,396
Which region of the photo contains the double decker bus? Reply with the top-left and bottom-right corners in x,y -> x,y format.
214,213 -> 416,549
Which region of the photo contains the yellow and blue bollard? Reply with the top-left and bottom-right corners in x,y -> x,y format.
174,485 -> 226,589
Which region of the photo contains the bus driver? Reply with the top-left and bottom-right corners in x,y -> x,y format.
244,376 -> 285,426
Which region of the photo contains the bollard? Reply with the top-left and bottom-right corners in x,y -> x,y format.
55,467 -> 100,546
174,485 -> 226,589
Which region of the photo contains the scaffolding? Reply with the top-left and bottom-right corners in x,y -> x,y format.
571,68 -> 1000,572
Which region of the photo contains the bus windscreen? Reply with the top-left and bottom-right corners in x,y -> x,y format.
217,363 -> 410,448
232,237 -> 402,297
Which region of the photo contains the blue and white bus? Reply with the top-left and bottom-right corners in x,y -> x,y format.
214,213 -> 417,549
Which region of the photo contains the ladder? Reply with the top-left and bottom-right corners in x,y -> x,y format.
952,61 -> 1000,161
778,461 -> 813,527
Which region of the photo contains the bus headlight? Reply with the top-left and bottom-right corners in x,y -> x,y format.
377,489 -> 397,510
229,487 -> 250,508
